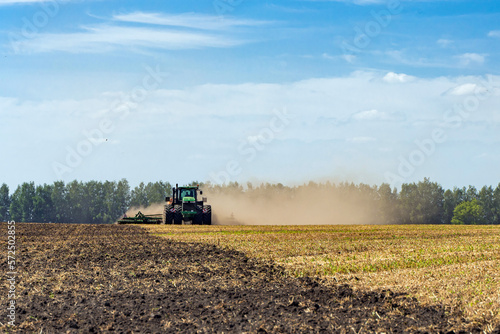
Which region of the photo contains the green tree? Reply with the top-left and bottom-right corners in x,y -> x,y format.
399,182 -> 418,224
145,181 -> 171,204
130,182 -> 148,207
9,187 -> 22,222
9,182 -> 36,222
100,180 -> 116,224
452,187 -> 466,203
451,199 -> 486,225
113,179 -> 131,220
399,178 -> 444,224
493,183 -> 500,225
51,181 -> 68,223
465,185 -> 478,201
443,189 -> 455,224
443,187 -> 469,224
66,180 -> 85,223
0,184 -> 10,221
33,184 -> 54,223
478,186 -> 495,224
377,183 -> 399,224
84,180 -> 104,224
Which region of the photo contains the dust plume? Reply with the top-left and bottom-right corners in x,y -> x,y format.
125,203 -> 165,217
206,185 -> 381,225
123,183 -> 384,225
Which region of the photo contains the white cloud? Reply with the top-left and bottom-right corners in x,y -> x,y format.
488,31 -> 500,38
0,97 -> 19,109
447,83 -> 480,96
11,25 -> 244,53
0,0 -> 59,4
437,39 -> 453,48
5,72 -> 498,124
383,50 -> 486,69
3,72 -> 500,188
113,12 -> 269,31
352,109 -> 389,121
383,50 -> 440,68
342,54 -> 356,63
322,53 -> 336,60
8,11 -> 265,54
457,53 -> 486,66
347,137 -> 377,143
383,72 -> 414,83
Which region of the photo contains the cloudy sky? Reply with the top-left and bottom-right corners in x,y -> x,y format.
1,0 -> 499,190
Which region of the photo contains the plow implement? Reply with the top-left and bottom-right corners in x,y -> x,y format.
116,211 -> 163,224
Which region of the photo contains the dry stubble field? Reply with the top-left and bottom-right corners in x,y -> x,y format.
1,222 -> 499,333
146,224 -> 500,332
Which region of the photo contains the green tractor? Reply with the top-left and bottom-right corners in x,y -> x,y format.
163,184 -> 211,225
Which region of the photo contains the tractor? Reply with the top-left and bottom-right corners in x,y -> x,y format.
163,184 -> 211,225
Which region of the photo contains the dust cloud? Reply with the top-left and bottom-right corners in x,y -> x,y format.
124,185 -> 382,225
206,187 -> 380,225
125,203 -> 165,217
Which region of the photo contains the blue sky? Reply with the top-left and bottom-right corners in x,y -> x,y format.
1,0 -> 499,190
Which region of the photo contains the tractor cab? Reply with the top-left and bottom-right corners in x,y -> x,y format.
166,186 -> 202,205
180,188 -> 196,202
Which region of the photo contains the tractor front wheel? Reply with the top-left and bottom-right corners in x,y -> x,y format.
174,205 -> 182,225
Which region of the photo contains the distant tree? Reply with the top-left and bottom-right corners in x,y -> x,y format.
399,183 -> 417,224
33,184 -> 54,223
9,187 -> 22,222
226,181 -> 244,194
478,186 -> 495,224
145,181 -> 171,204
451,199 -> 486,225
4,178 -> 500,226
443,189 -> 456,224
452,187 -> 466,204
66,180 -> 85,223
493,184 -> 500,225
9,182 -> 36,222
188,181 -> 204,188
0,184 -> 10,221
130,182 -> 148,207
377,183 -> 399,224
465,185 -> 478,202
84,180 -> 104,224
51,181 -> 68,223
399,178 -> 444,224
246,182 -> 253,191
113,179 -> 131,219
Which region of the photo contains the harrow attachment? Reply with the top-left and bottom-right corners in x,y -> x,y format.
116,211 -> 163,224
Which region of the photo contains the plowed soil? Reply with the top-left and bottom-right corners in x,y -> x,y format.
1,223 -> 499,333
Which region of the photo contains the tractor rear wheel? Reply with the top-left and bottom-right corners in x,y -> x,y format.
174,205 -> 182,225
202,205 -> 212,225
163,205 -> 174,224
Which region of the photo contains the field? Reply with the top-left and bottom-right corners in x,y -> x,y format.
146,224 -> 500,332
1,223 -> 499,333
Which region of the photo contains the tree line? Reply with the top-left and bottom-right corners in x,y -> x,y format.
0,180 -> 171,224
0,178 -> 499,224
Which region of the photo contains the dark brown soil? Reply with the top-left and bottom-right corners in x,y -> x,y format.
1,223 -> 498,333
